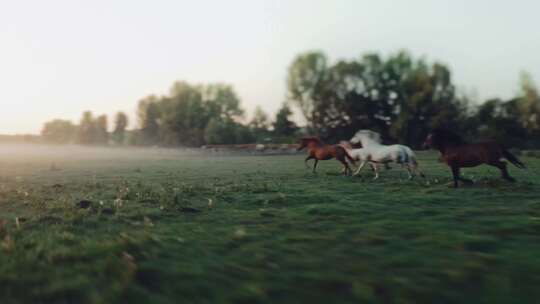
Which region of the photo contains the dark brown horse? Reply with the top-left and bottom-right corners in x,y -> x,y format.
297,137 -> 356,175
423,128 -> 525,188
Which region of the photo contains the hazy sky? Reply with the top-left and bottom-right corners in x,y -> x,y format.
1,0 -> 539,134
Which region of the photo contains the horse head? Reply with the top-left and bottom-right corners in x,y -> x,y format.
424,128 -> 465,150
297,137 -> 321,151
350,130 -> 381,146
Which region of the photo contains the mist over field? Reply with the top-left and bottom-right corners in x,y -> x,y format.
0,144 -> 200,163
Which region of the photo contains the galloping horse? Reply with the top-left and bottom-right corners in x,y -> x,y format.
297,137 -> 356,175
349,130 -> 425,179
423,128 -> 526,188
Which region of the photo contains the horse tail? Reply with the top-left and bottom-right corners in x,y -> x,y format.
396,145 -> 412,164
401,146 -> 410,163
502,149 -> 526,169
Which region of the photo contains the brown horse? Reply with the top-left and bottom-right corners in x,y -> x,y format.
297,137 -> 356,175
423,128 -> 526,188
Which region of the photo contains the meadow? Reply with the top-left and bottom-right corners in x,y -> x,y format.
0,144 -> 539,304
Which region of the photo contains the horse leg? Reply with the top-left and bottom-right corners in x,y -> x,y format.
410,159 -> 426,178
312,159 -> 319,174
372,163 -> 380,180
305,156 -> 314,169
353,161 -> 367,176
339,159 -> 352,176
343,156 -> 356,175
405,163 -> 414,180
415,165 -> 426,178
489,161 -> 516,182
451,166 -> 460,188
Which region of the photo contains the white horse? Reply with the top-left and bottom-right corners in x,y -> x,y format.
348,130 -> 425,180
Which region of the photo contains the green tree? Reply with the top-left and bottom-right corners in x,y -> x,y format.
250,106 -> 269,130
203,84 -> 244,120
138,95 -> 161,145
204,117 -> 238,145
41,119 -> 77,144
287,51 -> 328,131
475,98 -> 528,147
250,106 -> 270,141
273,103 -> 297,137
95,115 -> 109,145
77,111 -> 97,144
113,112 -> 129,145
286,50 -> 466,147
234,124 -> 255,144
517,72 -> 540,136
160,81 -> 206,146
389,56 -> 464,146
134,82 -> 248,147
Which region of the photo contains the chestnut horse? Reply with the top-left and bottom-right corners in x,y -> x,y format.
424,128 -> 525,188
297,137 -> 356,175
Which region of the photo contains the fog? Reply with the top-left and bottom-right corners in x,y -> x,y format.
0,144 -> 204,166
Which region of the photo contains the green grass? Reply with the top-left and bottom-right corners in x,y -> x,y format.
1,145 -> 540,304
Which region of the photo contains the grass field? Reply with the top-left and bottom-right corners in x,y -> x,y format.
0,144 -> 539,304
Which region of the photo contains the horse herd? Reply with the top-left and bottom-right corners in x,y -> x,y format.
297,128 -> 526,188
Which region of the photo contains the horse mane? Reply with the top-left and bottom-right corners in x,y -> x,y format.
299,136 -> 324,146
355,130 -> 381,140
339,140 -> 353,150
352,129 -> 382,146
431,128 -> 467,146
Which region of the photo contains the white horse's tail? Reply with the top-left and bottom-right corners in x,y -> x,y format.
396,145 -> 411,163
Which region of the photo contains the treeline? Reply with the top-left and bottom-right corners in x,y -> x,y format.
41,112 -> 130,145
41,82 -> 298,146
287,50 -> 540,148
135,82 -> 298,146
41,50 -> 540,148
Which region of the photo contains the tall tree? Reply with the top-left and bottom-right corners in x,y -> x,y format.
113,112 -> 129,145
203,84 -> 244,120
95,114 -> 109,145
287,51 -> 328,131
204,117 -> 238,145
286,50 -> 466,147
517,72 -> 540,136
78,111 -> 97,144
249,106 -> 270,142
475,98 -> 528,147
159,81 -> 206,146
273,103 -> 298,137
41,119 -> 77,144
138,96 -> 161,145
250,106 -> 269,129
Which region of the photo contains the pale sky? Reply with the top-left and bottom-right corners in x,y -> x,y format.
1,0 -> 539,134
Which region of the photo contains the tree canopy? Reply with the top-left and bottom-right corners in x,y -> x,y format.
40,49 -> 540,148
287,50 -> 468,147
